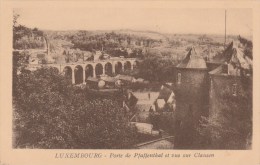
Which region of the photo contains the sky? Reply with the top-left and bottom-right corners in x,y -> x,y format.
14,8 -> 252,36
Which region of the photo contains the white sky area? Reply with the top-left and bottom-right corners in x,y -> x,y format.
14,8 -> 252,36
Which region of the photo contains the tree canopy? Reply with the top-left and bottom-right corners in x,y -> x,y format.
13,67 -> 138,149
13,14 -> 45,50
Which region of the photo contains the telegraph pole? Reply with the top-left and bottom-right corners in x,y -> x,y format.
224,10 -> 227,48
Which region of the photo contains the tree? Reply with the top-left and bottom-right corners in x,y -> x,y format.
137,50 -> 175,82
13,13 -> 45,50
13,67 -> 138,149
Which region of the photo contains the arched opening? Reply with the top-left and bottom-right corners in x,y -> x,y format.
124,61 -> 131,71
133,61 -> 139,69
85,64 -> 94,79
115,62 -> 123,74
105,62 -> 113,76
63,66 -> 72,83
95,63 -> 103,77
74,65 -> 83,84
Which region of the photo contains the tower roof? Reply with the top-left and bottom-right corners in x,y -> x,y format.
210,41 -> 252,67
177,47 -> 207,69
209,42 -> 233,64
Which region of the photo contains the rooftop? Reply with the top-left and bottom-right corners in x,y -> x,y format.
157,85 -> 173,102
100,76 -> 117,82
176,47 -> 207,69
116,74 -> 135,81
86,77 -> 100,82
209,42 -> 234,64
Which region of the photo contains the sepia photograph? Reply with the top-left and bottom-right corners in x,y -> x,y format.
11,7 -> 253,150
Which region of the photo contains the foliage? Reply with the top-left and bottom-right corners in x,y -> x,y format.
70,31 -> 159,57
13,14 -> 45,50
13,67 -> 138,149
149,112 -> 175,134
136,49 -> 178,82
194,78 -> 252,149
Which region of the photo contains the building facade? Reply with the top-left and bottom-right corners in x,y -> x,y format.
173,42 -> 252,149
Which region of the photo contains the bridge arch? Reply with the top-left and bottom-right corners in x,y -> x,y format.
115,61 -> 123,74
85,64 -> 94,79
105,62 -> 113,76
95,63 -> 103,77
63,66 -> 73,83
124,61 -> 131,71
74,65 -> 83,84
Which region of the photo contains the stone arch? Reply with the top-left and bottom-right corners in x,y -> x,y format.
63,66 -> 72,83
124,61 -> 131,71
95,63 -> 103,77
74,65 -> 83,84
115,61 -> 123,74
133,61 -> 139,69
85,64 -> 94,79
105,62 -> 113,76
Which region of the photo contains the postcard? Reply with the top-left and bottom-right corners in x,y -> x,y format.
0,0 -> 259,165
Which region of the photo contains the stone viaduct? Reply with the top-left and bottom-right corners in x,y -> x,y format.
28,58 -> 138,84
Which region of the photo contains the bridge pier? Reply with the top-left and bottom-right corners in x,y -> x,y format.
93,67 -> 96,78
83,69 -> 86,84
72,68 -> 75,84
122,64 -> 124,72
103,67 -> 105,76
112,63 -> 115,74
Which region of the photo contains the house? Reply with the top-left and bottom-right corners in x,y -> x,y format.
154,85 -> 176,112
86,77 -> 105,89
129,91 -> 159,123
124,92 -> 138,110
115,74 -> 136,85
207,42 -> 252,117
155,99 -> 166,111
100,75 -> 117,89
136,78 -> 145,83
102,53 -> 110,59
94,51 -> 102,61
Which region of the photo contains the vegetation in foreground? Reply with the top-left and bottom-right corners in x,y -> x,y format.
13,67 -> 140,149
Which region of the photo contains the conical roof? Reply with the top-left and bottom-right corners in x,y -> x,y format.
177,47 -> 207,69
210,42 -> 233,64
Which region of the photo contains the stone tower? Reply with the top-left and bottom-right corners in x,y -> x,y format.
173,47 -> 209,148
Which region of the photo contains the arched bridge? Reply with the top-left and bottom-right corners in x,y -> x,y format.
28,58 -> 139,84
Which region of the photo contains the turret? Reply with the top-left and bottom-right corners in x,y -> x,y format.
173,47 -> 209,148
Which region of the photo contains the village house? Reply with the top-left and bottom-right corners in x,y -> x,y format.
100,75 -> 117,89
94,51 -> 102,61
86,77 -> 105,89
207,42 -> 252,117
115,74 -> 136,86
154,85 -> 176,112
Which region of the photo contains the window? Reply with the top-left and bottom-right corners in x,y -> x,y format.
177,73 -> 181,84
232,83 -> 238,96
